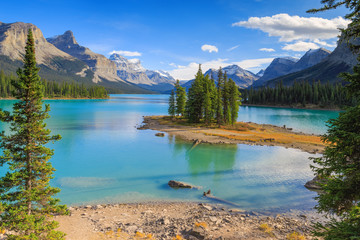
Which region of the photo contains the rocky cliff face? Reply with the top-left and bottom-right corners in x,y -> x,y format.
253,57 -> 298,87
204,65 -> 258,88
47,31 -> 121,83
264,38 -> 359,87
109,53 -> 175,92
0,22 -> 76,66
290,48 -> 331,73
252,48 -> 333,87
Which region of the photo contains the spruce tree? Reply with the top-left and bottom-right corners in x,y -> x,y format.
222,73 -> 230,124
203,75 -> 213,125
168,89 -> 176,118
228,79 -> 241,125
0,29 -> 67,239
308,1 -> 360,239
215,68 -> 224,125
186,65 -> 204,123
175,80 -> 186,116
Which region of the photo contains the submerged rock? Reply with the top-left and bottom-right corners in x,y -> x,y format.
168,180 -> 201,189
155,132 -> 165,137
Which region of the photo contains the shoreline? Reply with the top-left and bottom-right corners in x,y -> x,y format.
52,201 -> 321,240
140,116 -> 326,154
242,103 -> 342,111
0,97 -> 109,100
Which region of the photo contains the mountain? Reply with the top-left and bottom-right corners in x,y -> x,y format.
181,64 -> 258,90
256,69 -> 265,77
290,48 -> 331,73
0,22 -> 93,82
0,22 -> 151,93
47,30 -> 121,83
252,57 -> 299,87
263,37 -> 359,87
109,53 -> 175,92
204,65 -> 258,88
252,48 -> 332,88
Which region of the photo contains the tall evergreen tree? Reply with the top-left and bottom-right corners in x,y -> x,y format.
215,68 -> 224,125
168,89 -> 176,118
308,1 -> 360,239
203,75 -> 213,125
186,65 -> 204,123
175,80 -> 186,116
222,73 -> 230,124
228,79 -> 241,125
0,29 -> 67,239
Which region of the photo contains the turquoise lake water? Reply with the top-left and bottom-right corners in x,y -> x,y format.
0,94 -> 340,212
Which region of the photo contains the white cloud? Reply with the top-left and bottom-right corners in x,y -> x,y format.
234,58 -> 274,69
313,39 -> 337,48
169,62 -> 177,67
109,50 -> 142,57
259,48 -> 275,52
201,44 -> 218,53
227,45 -> 240,51
169,58 -> 274,80
282,41 -> 320,52
232,13 -> 349,42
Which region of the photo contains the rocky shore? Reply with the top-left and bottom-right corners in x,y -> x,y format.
54,202 -> 322,240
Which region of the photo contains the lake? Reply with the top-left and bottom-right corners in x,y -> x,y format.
0,94 -> 340,212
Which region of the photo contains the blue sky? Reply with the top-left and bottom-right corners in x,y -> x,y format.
0,0 -> 349,80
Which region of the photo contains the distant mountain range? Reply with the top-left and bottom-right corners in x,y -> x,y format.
0,22 -> 175,93
253,48 -> 331,87
262,36 -> 360,87
109,53 -> 175,92
181,48 -> 334,90
182,64 -> 259,90
0,21 -> 357,93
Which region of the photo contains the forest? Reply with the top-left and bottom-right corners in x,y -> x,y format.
241,80 -> 357,109
0,70 -> 109,99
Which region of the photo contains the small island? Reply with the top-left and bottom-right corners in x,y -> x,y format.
141,115 -> 325,154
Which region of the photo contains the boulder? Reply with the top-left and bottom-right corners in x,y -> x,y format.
155,132 -> 165,137
305,176 -> 326,190
168,180 -> 201,189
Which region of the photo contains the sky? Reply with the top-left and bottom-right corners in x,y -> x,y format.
0,0 -> 350,80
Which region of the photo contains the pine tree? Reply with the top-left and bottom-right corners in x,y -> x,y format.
0,29 -> 67,239
168,89 -> 176,118
175,80 -> 186,116
203,75 -> 213,125
186,65 -> 204,123
222,73 -> 230,124
228,79 -> 241,125
308,2 -> 360,239
215,68 -> 224,125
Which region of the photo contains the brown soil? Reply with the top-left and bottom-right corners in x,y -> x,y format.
139,116 -> 326,154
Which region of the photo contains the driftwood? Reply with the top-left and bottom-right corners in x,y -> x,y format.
189,139 -> 202,151
203,189 -> 241,208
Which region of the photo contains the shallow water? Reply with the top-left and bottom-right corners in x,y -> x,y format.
0,94 -> 339,211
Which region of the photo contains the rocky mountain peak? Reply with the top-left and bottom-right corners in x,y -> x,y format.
110,53 -> 145,72
256,69 -> 265,77
48,31 -> 121,83
204,64 -> 258,88
0,21 -> 73,64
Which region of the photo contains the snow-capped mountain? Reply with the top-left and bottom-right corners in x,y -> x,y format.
204,65 -> 259,88
182,64 -> 259,90
109,53 -> 175,92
